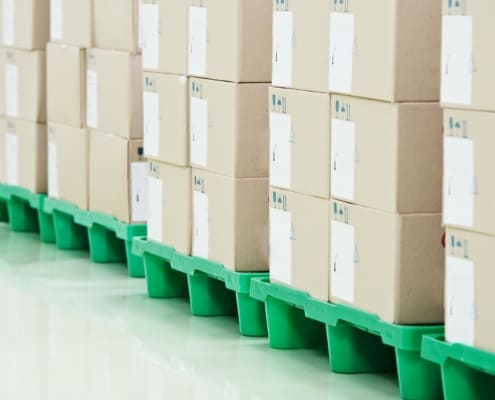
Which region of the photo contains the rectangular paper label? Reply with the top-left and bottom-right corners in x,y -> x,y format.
2,0 -> 14,46
147,176 -> 163,243
142,4 -> 159,69
193,191 -> 209,259
329,12 -> 355,93
48,142 -> 59,198
86,70 -> 98,128
188,6 -> 207,76
50,0 -> 64,41
130,162 -> 148,223
269,208 -> 292,285
5,132 -> 18,185
331,220 -> 355,303
443,137 -> 474,227
272,11 -> 293,87
441,16 -> 473,105
331,119 -> 356,201
143,92 -> 160,158
190,96 -> 208,167
5,64 -> 18,117
445,256 -> 475,346
269,112 -> 292,189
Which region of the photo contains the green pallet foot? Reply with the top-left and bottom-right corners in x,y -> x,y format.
37,210 -> 56,243
187,273 -> 237,316
144,253 -> 188,298
0,200 -> 8,222
442,359 -> 495,400
125,240 -> 145,278
236,292 -> 268,337
8,197 -> 39,232
265,296 -> 326,349
53,211 -> 88,250
88,224 -> 125,263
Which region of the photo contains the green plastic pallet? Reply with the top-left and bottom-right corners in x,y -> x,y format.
422,334 -> 495,400
250,279 -> 443,400
0,196 -> 8,222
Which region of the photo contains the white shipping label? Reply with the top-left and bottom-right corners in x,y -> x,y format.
331,220 -> 355,303
188,6 -> 207,76
190,96 -> 208,167
445,256 -> 475,346
193,191 -> 209,259
5,132 -> 18,185
147,176 -> 163,243
50,0 -> 64,41
143,92 -> 160,158
443,137 -> 474,228
142,4 -> 159,70
48,142 -> 59,198
5,64 -> 18,117
269,208 -> 292,285
331,119 -> 356,201
272,11 -> 293,87
86,70 -> 98,128
131,162 -> 148,223
441,16 -> 473,105
329,12 -> 355,93
270,112 -> 292,188
2,0 -> 14,46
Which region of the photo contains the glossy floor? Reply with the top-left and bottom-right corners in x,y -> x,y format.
0,224 -> 400,400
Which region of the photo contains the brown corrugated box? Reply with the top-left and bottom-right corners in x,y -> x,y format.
49,0 -> 93,48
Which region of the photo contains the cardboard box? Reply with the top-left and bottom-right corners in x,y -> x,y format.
0,48 -> 46,122
47,43 -> 86,128
445,227 -> 495,353
141,0 -> 187,74
189,78 -> 269,178
443,109 -> 495,236
0,0 -> 49,50
49,0 -> 93,48
330,200 -> 444,324
269,188 -> 330,301
0,118 -> 46,193
94,0 -> 140,52
192,169 -> 268,272
188,0 -> 272,83
326,0 -> 440,101
331,95 -> 443,213
89,131 -> 147,224
143,73 -> 188,166
86,49 -> 143,139
47,123 -> 89,210
147,161 -> 191,255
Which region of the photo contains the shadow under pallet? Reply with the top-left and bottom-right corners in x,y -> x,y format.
250,278 -> 444,400
132,237 -> 268,337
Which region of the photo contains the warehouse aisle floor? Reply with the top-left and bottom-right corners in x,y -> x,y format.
0,224 -> 400,400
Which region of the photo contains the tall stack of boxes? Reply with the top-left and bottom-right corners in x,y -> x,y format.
441,2 -> 495,352
0,0 -> 49,193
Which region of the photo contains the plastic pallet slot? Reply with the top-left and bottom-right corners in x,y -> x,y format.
421,335 -> 495,400
132,237 -> 269,337
250,278 -> 444,400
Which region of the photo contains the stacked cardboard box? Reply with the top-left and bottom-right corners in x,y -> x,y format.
441,2 -> 495,352
0,0 -> 49,192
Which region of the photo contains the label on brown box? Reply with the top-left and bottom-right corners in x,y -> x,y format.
331,117 -> 355,202
192,189 -> 209,259
330,220 -> 355,304
272,10 -> 293,87
5,63 -> 18,117
5,131 -> 18,185
50,0 -> 64,41
190,81 -> 208,167
329,12 -> 354,93
269,110 -> 292,189
2,0 -> 14,46
86,70 -> 98,128
143,77 -> 160,158
188,5 -> 207,76
142,3 -> 159,70
147,162 -> 163,243
270,206 -> 292,286
130,162 -> 148,223
48,142 -> 59,199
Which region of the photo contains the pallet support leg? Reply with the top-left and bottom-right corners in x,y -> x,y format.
144,253 -> 188,298
235,292 -> 268,337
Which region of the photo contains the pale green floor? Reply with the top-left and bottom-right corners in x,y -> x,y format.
0,223 -> 400,400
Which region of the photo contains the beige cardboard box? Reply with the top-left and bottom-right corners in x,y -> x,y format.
269,87 -> 330,199
47,123 -> 89,210
141,0 -> 187,75
89,131 -> 147,223
189,78 -> 268,178
86,49 -> 143,139
330,200 -> 444,324
0,48 -> 46,122
0,118 -> 46,193
188,0 -> 272,83
49,0 -> 93,48
94,0 -> 140,52
192,169 -> 268,272
143,73 -> 188,166
325,0 -> 440,101
47,43 -> 86,128
148,161 -> 191,255
443,109 -> 495,236
269,188 -> 330,301
0,0 -> 49,50
331,95 -> 443,213
445,227 -> 495,353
